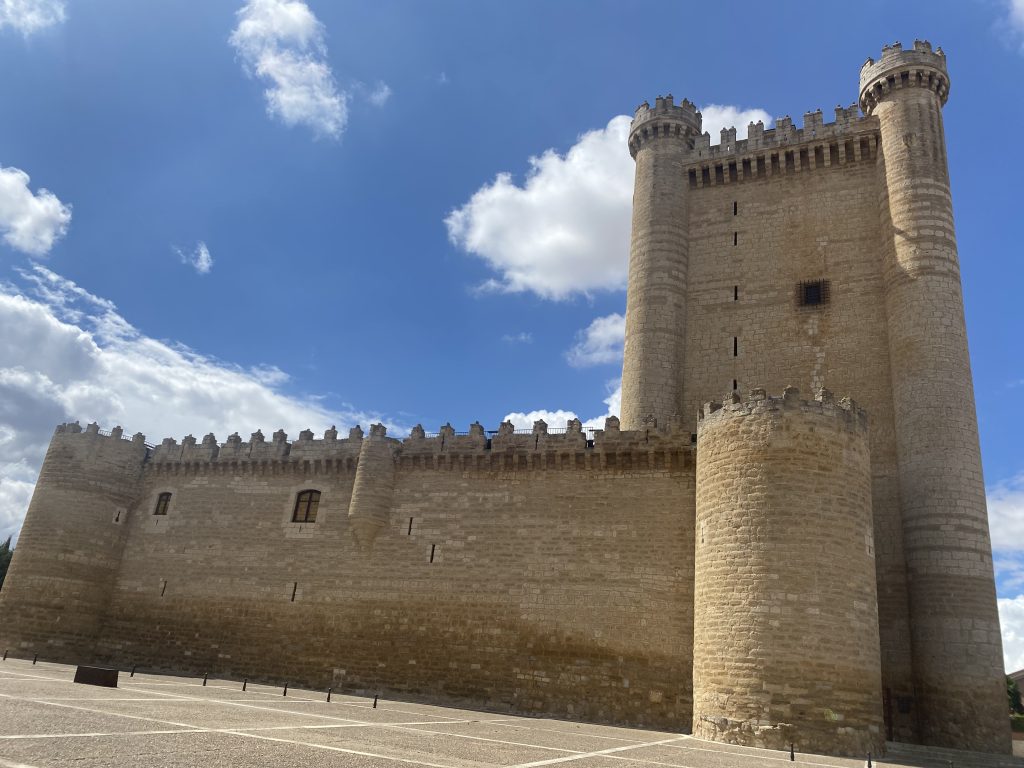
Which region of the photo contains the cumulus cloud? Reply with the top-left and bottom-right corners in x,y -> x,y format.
175,241 -> 214,274
990,473 -> 1024,552
567,313 -> 625,367
999,596 -> 1024,673
0,0 -> 65,35
229,0 -> 348,138
0,265 -> 398,543
501,332 -> 532,345
503,382 -> 621,432
446,106 -> 770,301
0,165 -> 71,256
699,105 -> 773,141
367,82 -> 392,107
1006,0 -> 1024,49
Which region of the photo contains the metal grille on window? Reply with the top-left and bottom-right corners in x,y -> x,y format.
153,492 -> 171,516
796,279 -> 831,307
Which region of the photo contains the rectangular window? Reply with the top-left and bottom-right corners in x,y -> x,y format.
153,492 -> 171,516
733,201 -> 738,216
733,337 -> 738,357
796,279 -> 832,307
733,232 -> 737,246
733,286 -> 738,301
292,490 -> 321,523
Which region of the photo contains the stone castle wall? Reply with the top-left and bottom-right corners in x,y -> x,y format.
0,423 -> 697,730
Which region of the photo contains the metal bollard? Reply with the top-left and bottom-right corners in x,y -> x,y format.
867,752 -> 872,767
130,665 -> 137,677
283,682 -> 288,697
789,742 -> 794,761
373,694 -> 378,709
32,654 -> 38,665
327,687 -> 332,703
203,672 -> 208,687
242,678 -> 247,691
2,649 -> 7,661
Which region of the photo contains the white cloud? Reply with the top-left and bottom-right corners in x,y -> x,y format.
501,332 -> 532,344
446,116 -> 634,301
699,105 -> 773,141
446,106 -> 770,301
176,241 -> 214,274
367,82 -> 392,107
990,473 -> 1024,552
999,596 -> 1024,673
0,265 -> 399,544
503,382 -> 621,432
0,0 -> 65,35
1007,0 -> 1024,47
567,313 -> 625,367
229,0 -> 348,139
0,165 -> 71,256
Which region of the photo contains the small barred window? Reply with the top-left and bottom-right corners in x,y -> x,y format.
292,490 -> 321,523
797,279 -> 831,307
153,492 -> 171,516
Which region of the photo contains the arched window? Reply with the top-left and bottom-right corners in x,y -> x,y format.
292,490 -> 321,523
154,492 -> 171,516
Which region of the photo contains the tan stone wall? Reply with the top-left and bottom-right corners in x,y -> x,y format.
89,429 -> 696,730
692,389 -> 885,757
677,118 -> 917,739
0,425 -> 147,660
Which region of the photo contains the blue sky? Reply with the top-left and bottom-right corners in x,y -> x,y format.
1,0 -> 1024,669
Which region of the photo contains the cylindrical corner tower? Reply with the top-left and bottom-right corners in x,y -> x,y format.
861,42 -> 1010,753
0,424 -> 147,661
619,96 -> 700,430
692,388 -> 885,757
347,423 -> 398,551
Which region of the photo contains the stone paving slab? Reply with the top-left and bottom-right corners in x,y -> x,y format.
1,660 -> 1022,768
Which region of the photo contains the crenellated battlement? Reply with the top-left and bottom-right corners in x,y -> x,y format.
697,386 -> 868,434
51,415 -> 696,475
628,94 -> 703,158
859,40 -> 949,114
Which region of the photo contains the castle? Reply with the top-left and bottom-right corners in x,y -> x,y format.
0,41 -> 1011,757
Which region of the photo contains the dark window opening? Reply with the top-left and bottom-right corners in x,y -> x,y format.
728,162 -> 737,182
429,544 -> 436,563
292,489 -> 321,523
408,517 -> 414,535
741,159 -> 751,178
160,580 -> 167,597
154,492 -> 171,516
785,151 -> 795,172
732,379 -> 738,391
756,156 -> 766,178
688,169 -> 697,189
797,279 -> 832,307
771,154 -> 780,173
799,149 -> 810,170
701,167 -> 711,185
733,285 -> 738,301
291,582 -> 298,602
814,145 -> 824,166
714,165 -> 724,184
733,201 -> 738,216
829,144 -> 839,165
733,337 -> 738,357
844,140 -> 855,163
860,137 -> 871,160
733,232 -> 738,246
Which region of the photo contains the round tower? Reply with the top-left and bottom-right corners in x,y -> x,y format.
860,42 -> 1009,753
620,96 -> 701,430
0,423 -> 147,661
347,423 -> 398,551
692,388 -> 885,757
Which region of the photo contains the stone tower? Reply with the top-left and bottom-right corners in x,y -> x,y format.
692,388 -> 884,756
0,423 -> 148,660
620,97 -> 701,429
860,41 -> 1007,752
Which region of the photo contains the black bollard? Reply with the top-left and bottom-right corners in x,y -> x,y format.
130,665 -> 136,677
203,672 -> 208,687
789,742 -> 794,761
242,678 -> 247,691
867,752 -> 872,768
327,687 -> 332,703
32,654 -> 38,665
2,649 -> 7,661
283,682 -> 288,697
373,694 -> 378,709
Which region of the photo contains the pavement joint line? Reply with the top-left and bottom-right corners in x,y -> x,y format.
0,718 -> 523,741
486,720 -> 655,745
124,683 -> 585,756
0,759 -> 46,768
506,736 -> 690,767
659,737 -> 857,767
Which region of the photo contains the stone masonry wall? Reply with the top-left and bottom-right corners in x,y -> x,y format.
90,425 -> 696,730
692,389 -> 885,757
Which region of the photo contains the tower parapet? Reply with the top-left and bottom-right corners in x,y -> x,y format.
627,95 -> 702,158
859,41 -> 949,114
692,388 -> 884,757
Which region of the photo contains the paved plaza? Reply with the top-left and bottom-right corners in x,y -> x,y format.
0,659 -> 1018,768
